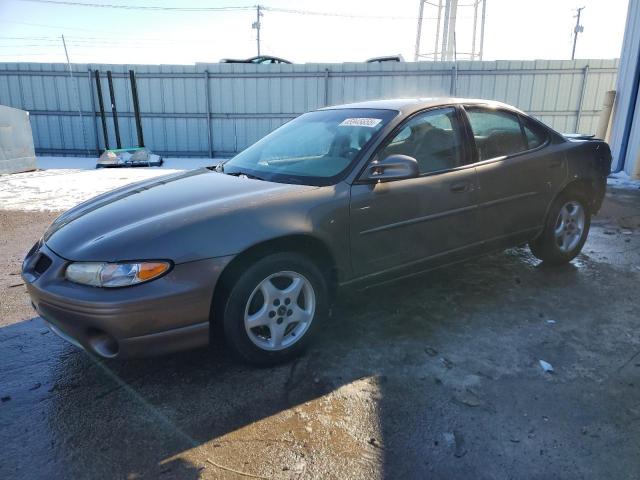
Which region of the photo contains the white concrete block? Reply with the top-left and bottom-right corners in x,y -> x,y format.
0,105 -> 37,175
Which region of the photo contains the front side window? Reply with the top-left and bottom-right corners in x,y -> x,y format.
466,107 -> 528,161
224,108 -> 397,186
379,107 -> 463,174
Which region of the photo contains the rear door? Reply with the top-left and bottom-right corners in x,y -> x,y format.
349,106 -> 481,277
462,106 -> 566,246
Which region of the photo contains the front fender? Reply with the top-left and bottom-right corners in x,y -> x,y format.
46,182 -> 352,268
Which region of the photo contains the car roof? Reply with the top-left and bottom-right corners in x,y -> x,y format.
220,55 -> 292,64
365,55 -> 404,63
320,98 -> 525,115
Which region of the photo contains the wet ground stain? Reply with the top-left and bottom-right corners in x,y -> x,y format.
1,184 -> 640,479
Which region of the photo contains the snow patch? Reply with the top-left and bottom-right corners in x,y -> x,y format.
36,156 -> 218,171
1,156 -> 224,212
608,172 -> 640,191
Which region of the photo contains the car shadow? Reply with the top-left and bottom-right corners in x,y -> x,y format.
2,247 -> 639,479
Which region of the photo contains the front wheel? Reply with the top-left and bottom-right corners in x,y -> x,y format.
220,252 -> 327,365
529,192 -> 591,265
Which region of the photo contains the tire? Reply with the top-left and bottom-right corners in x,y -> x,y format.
529,190 -> 591,265
220,252 -> 328,365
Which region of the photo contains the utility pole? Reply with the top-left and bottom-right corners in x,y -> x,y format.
414,0 -> 425,61
479,0 -> 486,60
61,34 -> 89,155
571,6 -> 585,60
252,4 -> 263,56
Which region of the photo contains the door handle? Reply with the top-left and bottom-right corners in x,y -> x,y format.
450,181 -> 469,193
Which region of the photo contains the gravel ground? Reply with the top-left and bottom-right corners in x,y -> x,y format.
0,210 -> 60,325
1,182 -> 640,479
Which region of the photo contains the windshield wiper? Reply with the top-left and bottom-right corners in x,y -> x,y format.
206,161 -> 226,173
227,170 -> 266,181
209,162 -> 267,181
215,161 -> 225,173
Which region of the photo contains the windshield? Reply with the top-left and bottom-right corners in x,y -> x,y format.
223,108 -> 397,185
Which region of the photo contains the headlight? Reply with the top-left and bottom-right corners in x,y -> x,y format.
65,261 -> 171,287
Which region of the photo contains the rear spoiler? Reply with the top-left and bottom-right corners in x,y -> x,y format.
562,133 -> 599,141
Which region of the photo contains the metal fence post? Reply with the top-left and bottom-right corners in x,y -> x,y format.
106,70 -> 121,149
87,68 -> 100,154
450,65 -> 457,95
204,70 -> 213,158
324,68 -> 330,107
233,120 -> 238,154
575,64 -> 589,132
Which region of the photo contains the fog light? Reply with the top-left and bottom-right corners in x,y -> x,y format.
87,329 -> 119,358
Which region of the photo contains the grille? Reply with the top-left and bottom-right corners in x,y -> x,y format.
34,254 -> 52,275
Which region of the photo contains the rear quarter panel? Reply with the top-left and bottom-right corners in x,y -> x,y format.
564,139 -> 612,212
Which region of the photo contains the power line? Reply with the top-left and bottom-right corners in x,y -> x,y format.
17,0 -> 449,20
0,36 -> 61,40
0,43 -> 199,49
0,38 -> 194,45
0,35 -> 244,46
263,6 -> 437,20
0,19 -> 101,31
0,52 -> 64,56
265,6 -> 471,21
0,44 -> 63,47
18,0 -> 254,11
3,1 -> 477,64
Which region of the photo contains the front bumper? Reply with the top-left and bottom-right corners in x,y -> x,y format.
22,242 -> 233,358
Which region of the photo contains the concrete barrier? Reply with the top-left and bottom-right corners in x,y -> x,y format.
0,105 -> 37,174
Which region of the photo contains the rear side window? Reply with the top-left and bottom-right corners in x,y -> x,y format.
521,117 -> 547,149
466,108 -> 527,161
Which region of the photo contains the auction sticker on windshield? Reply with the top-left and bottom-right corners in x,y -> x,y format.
339,118 -> 382,127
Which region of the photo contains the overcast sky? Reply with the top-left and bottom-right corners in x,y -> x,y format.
0,0 -> 630,64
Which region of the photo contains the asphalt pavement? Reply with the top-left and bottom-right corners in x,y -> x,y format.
1,183 -> 640,479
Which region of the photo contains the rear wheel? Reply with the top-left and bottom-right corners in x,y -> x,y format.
220,252 -> 327,365
529,191 -> 591,265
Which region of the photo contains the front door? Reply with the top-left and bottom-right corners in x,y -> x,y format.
349,107 -> 481,278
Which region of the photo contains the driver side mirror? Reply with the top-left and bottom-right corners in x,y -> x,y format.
360,154 -> 419,183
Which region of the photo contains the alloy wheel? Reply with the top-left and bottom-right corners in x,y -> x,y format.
243,271 -> 316,351
554,201 -> 585,253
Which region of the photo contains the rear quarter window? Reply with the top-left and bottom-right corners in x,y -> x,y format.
520,117 -> 548,149
465,107 -> 527,160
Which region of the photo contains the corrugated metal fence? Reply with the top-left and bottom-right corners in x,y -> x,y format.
0,59 -> 618,157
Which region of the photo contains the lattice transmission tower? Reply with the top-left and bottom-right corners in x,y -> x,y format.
414,0 -> 487,61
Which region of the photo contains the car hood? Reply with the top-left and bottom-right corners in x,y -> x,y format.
44,168 -> 316,263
